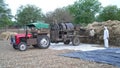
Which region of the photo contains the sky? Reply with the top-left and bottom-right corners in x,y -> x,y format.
5,0 -> 120,16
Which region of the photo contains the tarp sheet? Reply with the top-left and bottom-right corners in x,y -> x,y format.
27,21 -> 49,29
60,48 -> 120,67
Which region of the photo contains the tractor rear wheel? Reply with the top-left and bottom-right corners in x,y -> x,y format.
18,42 -> 28,51
37,35 -> 50,49
72,37 -> 80,46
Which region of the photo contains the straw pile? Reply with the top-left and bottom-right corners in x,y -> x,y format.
0,31 -> 17,40
85,20 -> 120,46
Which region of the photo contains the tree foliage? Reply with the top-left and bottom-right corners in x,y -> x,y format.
117,9 -> 120,21
0,0 -> 12,27
16,5 -> 43,26
68,0 -> 101,24
97,5 -> 120,21
44,7 -> 73,23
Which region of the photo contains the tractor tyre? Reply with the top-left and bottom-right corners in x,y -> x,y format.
13,44 -> 18,49
18,42 -> 28,51
37,35 -> 50,49
72,37 -> 80,46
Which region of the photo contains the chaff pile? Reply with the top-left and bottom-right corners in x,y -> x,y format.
0,31 -> 17,40
85,20 -> 120,46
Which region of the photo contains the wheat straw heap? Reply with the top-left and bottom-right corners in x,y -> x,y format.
0,31 -> 17,40
86,20 -> 120,46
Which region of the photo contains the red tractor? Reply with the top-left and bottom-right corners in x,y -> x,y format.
11,21 -> 50,51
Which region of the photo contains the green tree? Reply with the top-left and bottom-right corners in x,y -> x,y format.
16,5 -> 43,26
0,0 -> 12,27
97,5 -> 119,21
44,7 -> 73,23
117,9 -> 120,21
68,0 -> 101,24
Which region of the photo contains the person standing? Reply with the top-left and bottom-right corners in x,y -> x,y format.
103,26 -> 109,48
89,28 -> 95,43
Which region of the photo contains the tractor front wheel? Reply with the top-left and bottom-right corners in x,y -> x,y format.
18,42 -> 28,51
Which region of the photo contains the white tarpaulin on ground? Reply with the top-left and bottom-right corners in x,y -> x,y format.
49,43 -> 105,51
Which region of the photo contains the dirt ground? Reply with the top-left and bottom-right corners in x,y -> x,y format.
0,40 -> 117,68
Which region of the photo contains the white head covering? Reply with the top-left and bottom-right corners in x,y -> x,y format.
104,26 -> 107,30
104,26 -> 109,39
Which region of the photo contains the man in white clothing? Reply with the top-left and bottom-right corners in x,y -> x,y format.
103,26 -> 109,48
